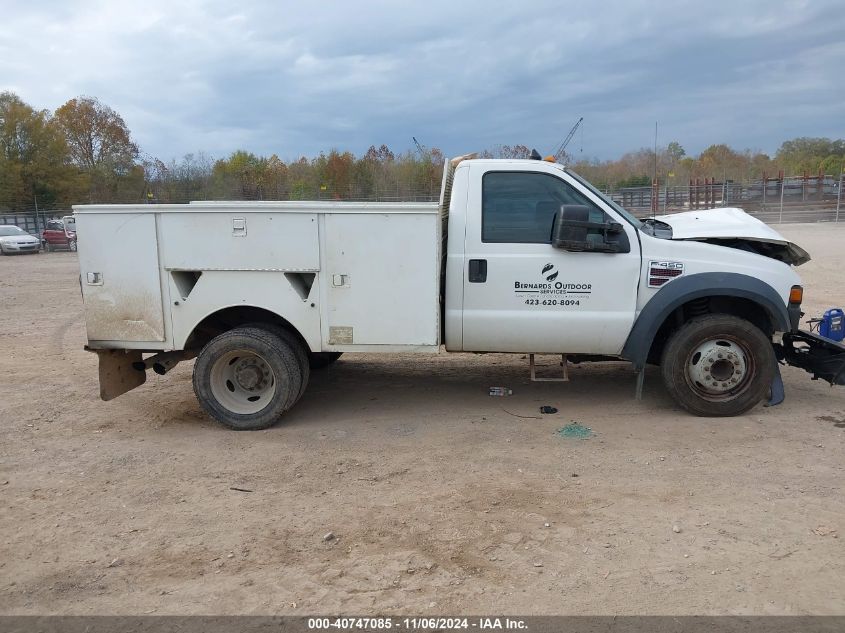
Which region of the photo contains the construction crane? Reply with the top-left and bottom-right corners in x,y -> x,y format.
552,117 -> 583,162
412,136 -> 426,155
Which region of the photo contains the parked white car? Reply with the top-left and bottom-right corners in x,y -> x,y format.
0,225 -> 41,255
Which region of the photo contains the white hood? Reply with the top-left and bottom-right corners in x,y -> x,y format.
653,207 -> 810,266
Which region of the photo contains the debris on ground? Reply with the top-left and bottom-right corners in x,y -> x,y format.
812,526 -> 837,537
556,423 -> 592,439
539,406 -> 558,414
502,408 -> 540,419
489,387 -> 513,396
323,532 -> 336,542
673,525 -> 682,533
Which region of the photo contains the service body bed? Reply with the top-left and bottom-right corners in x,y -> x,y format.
74,201 -> 441,354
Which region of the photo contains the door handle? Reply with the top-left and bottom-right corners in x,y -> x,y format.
468,259 -> 487,283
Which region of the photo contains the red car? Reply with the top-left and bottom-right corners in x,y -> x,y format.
42,216 -> 77,252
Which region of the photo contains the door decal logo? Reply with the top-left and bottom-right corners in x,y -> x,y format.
513,265 -> 592,307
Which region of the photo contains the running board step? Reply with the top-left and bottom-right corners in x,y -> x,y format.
529,354 -> 569,382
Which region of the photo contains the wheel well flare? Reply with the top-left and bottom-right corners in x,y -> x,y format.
185,306 -> 307,352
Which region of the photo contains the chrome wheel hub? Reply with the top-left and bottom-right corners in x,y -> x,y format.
687,339 -> 748,396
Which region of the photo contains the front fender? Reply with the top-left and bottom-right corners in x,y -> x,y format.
622,272 -> 789,370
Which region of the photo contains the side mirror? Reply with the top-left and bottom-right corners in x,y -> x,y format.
552,205 -> 630,253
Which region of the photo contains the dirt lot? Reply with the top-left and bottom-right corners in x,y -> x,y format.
1,223 -> 843,615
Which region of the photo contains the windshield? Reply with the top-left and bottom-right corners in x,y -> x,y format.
0,226 -> 26,236
566,169 -> 643,229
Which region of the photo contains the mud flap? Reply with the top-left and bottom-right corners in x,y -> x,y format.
87,348 -> 146,401
765,359 -> 785,407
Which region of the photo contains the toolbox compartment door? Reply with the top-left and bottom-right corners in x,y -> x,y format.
323,213 -> 438,347
77,213 -> 166,342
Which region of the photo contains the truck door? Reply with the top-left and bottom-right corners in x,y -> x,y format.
460,166 -> 641,355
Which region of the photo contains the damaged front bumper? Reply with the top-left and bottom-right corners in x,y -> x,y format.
776,330 -> 845,386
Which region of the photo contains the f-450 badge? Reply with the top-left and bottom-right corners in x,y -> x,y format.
648,260 -> 684,288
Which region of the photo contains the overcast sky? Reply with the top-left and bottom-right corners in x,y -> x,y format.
2,0 -> 843,162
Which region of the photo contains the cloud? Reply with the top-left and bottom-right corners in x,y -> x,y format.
1,0 -> 843,161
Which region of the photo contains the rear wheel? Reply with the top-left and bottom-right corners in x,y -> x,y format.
68,239 -> 77,252
660,314 -> 774,417
244,322 -> 310,405
309,352 -> 343,369
193,326 -> 302,430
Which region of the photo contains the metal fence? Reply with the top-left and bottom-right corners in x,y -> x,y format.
0,210 -> 70,235
609,173 -> 844,223
1,173 -> 843,234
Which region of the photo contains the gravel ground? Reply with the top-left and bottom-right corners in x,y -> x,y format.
0,222 -> 843,615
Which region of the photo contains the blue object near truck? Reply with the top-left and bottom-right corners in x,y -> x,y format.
819,308 -> 845,342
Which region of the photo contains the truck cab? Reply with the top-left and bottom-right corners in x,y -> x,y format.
444,158 -> 805,358
444,159 -> 643,355
73,155 -> 844,430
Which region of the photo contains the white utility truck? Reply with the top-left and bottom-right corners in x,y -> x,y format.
74,154 -> 845,429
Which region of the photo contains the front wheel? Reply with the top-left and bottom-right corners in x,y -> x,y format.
193,326 -> 303,430
660,314 -> 775,417
68,239 -> 77,252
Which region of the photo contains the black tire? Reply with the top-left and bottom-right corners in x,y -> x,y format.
660,314 -> 775,417
68,239 -> 77,252
309,352 -> 343,369
244,322 -> 310,405
192,326 -> 302,430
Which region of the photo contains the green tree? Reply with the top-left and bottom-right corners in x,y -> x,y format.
775,137 -> 845,174
819,154 -> 844,177
211,150 -> 264,199
322,150 -> 355,198
260,154 -> 288,199
666,141 -> 686,163
54,96 -> 139,172
696,144 -> 748,180
53,96 -> 140,201
0,91 -> 82,210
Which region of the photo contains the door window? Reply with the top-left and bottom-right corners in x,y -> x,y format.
481,171 -> 606,244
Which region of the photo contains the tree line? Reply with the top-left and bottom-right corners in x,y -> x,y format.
2,90 -> 843,212
569,139 -> 845,191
